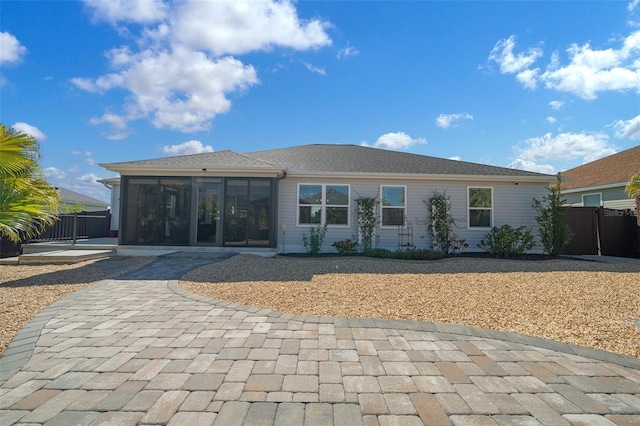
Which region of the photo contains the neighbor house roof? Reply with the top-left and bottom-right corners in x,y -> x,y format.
562,145 -> 640,190
57,187 -> 109,208
100,144 -> 553,182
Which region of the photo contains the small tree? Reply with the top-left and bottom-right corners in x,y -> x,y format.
424,190 -> 466,254
355,195 -> 379,252
532,173 -> 571,256
302,224 -> 327,255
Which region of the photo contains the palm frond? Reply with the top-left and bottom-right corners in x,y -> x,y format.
625,173 -> 640,200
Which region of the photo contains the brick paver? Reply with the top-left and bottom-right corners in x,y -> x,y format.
1,255 -> 639,425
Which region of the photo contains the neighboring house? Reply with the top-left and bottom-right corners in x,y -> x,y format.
98,177 -> 121,233
99,144 -> 554,253
57,187 -> 109,212
562,145 -> 640,209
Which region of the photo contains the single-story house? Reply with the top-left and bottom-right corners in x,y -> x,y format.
57,187 -> 109,212
99,144 -> 555,253
562,145 -> 640,209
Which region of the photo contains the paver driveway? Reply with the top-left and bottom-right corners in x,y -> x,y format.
1,255 -> 639,425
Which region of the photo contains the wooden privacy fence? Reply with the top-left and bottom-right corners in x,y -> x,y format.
29,210 -> 111,243
563,207 -> 639,258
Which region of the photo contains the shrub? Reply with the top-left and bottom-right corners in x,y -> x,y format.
364,248 -> 445,260
363,248 -> 393,258
332,238 -> 358,255
302,224 -> 327,255
533,173 -> 572,256
478,224 -> 535,257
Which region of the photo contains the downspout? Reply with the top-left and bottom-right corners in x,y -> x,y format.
276,171 -> 287,254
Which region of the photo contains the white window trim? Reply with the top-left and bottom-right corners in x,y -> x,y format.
467,186 -> 493,229
380,185 -> 407,228
297,183 -> 350,227
582,192 -> 602,207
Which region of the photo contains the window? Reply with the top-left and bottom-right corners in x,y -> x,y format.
298,184 -> 349,226
582,193 -> 602,207
468,187 -> 492,228
381,185 -> 406,226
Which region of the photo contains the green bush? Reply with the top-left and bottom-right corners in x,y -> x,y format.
533,173 -> 572,256
364,248 -> 445,260
302,224 -> 327,255
332,238 -> 358,255
478,224 -> 535,257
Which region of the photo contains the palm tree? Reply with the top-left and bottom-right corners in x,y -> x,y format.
0,124 -> 60,243
626,172 -> 640,226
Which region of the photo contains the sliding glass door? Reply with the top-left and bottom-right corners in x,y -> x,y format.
196,186 -> 220,244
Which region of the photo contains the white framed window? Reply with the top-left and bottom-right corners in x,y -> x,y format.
381,185 -> 406,227
582,193 -> 602,207
298,184 -> 350,226
468,187 -> 492,228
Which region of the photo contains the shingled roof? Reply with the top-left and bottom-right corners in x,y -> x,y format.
103,150 -> 280,171
101,144 -> 552,179
246,144 -> 549,177
562,145 -> 640,190
57,187 -> 108,208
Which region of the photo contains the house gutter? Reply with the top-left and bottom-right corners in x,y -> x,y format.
562,182 -> 628,193
97,164 -> 284,178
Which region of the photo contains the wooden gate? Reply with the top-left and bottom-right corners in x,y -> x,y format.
563,207 -> 639,258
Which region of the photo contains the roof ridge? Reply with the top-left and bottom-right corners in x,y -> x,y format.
236,150 -> 281,167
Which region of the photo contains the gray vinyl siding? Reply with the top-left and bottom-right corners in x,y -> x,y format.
276,177 -> 548,254
564,186 -> 635,210
110,183 -> 120,231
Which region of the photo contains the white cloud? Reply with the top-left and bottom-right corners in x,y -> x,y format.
614,114 -> 640,139
490,31 -> 640,99
12,122 -> 47,141
172,0 -> 331,56
83,0 -> 168,24
74,0 -> 331,135
89,113 -> 131,139
72,150 -> 96,166
539,31 -> 640,99
161,140 -> 214,156
515,68 -> 539,89
548,100 -> 564,110
488,35 -> 543,74
337,44 -> 359,60
435,113 -> 473,129
507,158 -> 556,175
45,166 -> 111,203
303,62 -> 326,75
513,131 -> 616,166
448,156 -> 462,161
361,132 -> 427,150
546,116 -> 557,124
79,173 -> 101,183
0,31 -> 27,64
44,167 -> 67,180
76,49 -> 258,133
630,0 -> 640,11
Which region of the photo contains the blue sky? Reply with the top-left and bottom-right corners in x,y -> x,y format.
2,0 -> 639,203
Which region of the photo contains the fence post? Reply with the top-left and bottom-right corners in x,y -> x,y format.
73,213 -> 78,245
